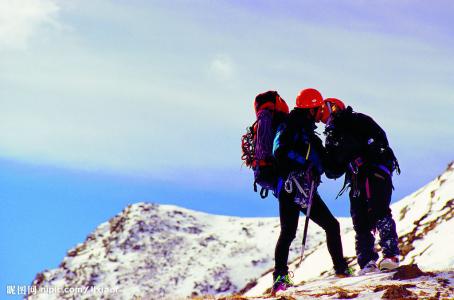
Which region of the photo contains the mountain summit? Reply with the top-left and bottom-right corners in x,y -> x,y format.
29,163 -> 454,299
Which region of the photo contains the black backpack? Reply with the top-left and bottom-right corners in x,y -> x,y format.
241,91 -> 289,198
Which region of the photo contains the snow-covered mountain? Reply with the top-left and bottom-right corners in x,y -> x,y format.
28,203 -> 302,299
29,163 -> 454,300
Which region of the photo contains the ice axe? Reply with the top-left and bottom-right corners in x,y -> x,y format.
296,179 -> 316,268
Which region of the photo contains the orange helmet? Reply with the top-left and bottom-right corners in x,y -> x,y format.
295,88 -> 323,109
319,98 -> 346,123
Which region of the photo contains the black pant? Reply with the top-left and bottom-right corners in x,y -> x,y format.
349,165 -> 399,268
274,189 -> 347,277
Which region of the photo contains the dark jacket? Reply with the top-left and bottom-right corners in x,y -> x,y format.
324,106 -> 398,179
272,109 -> 325,196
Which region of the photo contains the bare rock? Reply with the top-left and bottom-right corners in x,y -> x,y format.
392,264 -> 427,280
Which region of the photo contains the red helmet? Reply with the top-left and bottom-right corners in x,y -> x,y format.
295,88 -> 323,109
318,98 -> 346,123
324,98 -> 345,111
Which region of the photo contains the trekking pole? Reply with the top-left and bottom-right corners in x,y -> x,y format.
296,179 -> 315,268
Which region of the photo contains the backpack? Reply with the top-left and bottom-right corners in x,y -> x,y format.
241,91 -> 289,198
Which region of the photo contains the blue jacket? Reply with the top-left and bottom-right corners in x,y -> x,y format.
272,109 -> 324,197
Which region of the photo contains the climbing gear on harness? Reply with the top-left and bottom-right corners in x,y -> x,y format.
349,157 -> 365,174
284,170 -> 312,208
284,172 -> 310,208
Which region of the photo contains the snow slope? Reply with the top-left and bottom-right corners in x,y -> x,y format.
239,265 -> 453,300
28,163 -> 454,300
245,162 -> 454,297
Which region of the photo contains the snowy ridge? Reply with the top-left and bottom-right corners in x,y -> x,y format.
29,163 -> 454,299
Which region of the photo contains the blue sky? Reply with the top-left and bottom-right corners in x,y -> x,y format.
1,0 -> 454,297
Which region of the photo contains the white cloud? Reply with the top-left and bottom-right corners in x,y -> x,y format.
0,0 -> 60,50
0,0 -> 453,181
210,55 -> 235,80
